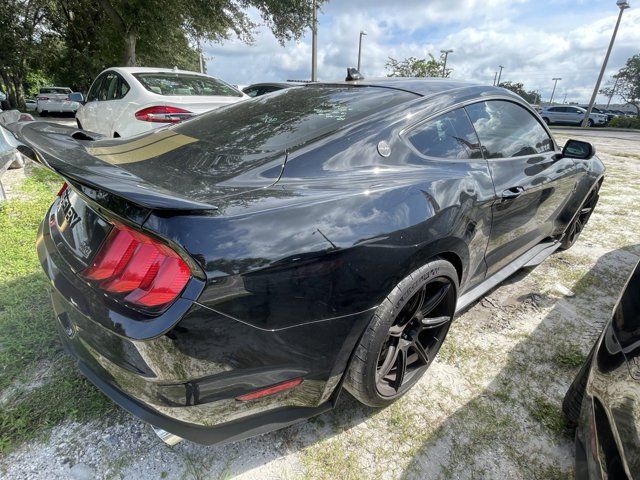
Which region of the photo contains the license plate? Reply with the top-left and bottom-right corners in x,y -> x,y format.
55,189 -> 110,263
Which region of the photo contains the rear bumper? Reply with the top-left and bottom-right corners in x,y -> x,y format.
58,322 -> 336,445
37,202 -> 367,444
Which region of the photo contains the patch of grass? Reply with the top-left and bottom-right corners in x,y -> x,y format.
528,396 -> 572,439
301,438 -> 369,480
553,344 -> 586,370
0,363 -> 115,453
0,167 -> 114,454
0,166 -> 62,390
612,152 -> 640,160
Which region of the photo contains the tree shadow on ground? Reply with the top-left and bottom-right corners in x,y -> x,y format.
397,244 -> 640,479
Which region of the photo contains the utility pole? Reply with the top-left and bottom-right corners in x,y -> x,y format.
311,0 -> 318,81
549,77 -> 562,104
357,30 -> 367,72
497,65 -> 504,85
493,71 -> 498,86
606,76 -> 620,108
562,93 -> 567,104
582,0 -> 630,127
440,49 -> 453,77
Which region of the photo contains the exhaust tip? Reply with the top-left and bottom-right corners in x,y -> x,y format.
152,426 -> 183,446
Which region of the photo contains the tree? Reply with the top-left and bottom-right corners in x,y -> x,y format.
0,0 -> 51,109
600,53 -> 640,116
96,0 -> 324,67
497,81 -> 540,104
385,54 -> 449,78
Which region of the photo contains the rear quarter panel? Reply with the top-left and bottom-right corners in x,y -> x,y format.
143,102 -> 496,330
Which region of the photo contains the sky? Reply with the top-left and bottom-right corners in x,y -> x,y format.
203,0 -> 640,105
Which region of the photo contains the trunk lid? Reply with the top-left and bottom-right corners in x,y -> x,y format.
8,121 -> 286,213
158,96 -> 245,115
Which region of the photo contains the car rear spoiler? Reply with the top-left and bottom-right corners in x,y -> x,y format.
4,121 -> 218,214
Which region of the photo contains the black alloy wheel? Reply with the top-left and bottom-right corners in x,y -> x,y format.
345,259 -> 458,407
560,187 -> 599,250
375,277 -> 456,398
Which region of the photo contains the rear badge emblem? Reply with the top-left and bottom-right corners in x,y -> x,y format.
377,141 -> 391,157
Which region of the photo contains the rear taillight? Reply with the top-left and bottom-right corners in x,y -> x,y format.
135,106 -> 193,123
37,96 -> 49,101
82,223 -> 191,309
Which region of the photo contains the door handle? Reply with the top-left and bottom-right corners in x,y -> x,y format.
502,186 -> 525,200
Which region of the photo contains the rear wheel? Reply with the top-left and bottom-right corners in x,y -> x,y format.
345,259 -> 458,407
542,117 -> 550,125
40,110 -> 48,117
560,186 -> 599,250
587,119 -> 594,127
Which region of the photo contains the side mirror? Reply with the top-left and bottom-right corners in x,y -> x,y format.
562,139 -> 595,160
69,92 -> 84,104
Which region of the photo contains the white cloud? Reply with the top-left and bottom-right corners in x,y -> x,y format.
204,3 -> 640,104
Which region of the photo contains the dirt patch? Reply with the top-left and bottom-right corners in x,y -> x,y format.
1,130 -> 639,479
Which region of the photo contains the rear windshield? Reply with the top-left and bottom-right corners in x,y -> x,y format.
40,87 -> 71,94
175,86 -> 417,154
133,73 -> 242,97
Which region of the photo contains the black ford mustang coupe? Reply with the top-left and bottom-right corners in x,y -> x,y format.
8,77 -> 604,445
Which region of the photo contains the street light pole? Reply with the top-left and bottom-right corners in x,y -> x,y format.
549,77 -> 562,104
311,0 -> 318,81
493,71 -> 498,86
357,30 -> 367,72
440,49 -> 453,77
581,0 -> 630,127
497,65 -> 504,85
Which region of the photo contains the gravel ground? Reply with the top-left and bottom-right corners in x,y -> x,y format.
1,128 -> 639,480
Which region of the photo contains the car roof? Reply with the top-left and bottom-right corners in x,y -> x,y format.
314,77 -> 492,98
106,67 -> 216,77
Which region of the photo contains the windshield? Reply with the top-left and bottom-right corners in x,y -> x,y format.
175,85 -> 417,154
133,73 -> 242,97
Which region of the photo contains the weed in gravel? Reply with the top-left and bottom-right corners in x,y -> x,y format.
528,396 -> 572,439
301,438 -> 369,480
553,344 -> 586,370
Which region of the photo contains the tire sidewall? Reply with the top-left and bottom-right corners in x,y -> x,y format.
351,259 -> 459,406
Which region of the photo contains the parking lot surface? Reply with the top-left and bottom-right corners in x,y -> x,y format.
1,127 -> 639,479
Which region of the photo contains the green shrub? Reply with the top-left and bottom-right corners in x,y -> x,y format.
609,115 -> 640,129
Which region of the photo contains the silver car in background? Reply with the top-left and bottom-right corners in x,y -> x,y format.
36,87 -> 80,116
540,105 -> 607,127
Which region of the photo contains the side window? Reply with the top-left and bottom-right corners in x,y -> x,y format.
117,75 -> 130,99
406,108 -> 482,159
98,72 -> 118,101
86,75 -> 105,102
465,100 -> 554,159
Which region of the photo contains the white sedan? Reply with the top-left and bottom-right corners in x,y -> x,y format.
76,67 -> 248,138
36,87 -> 81,115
